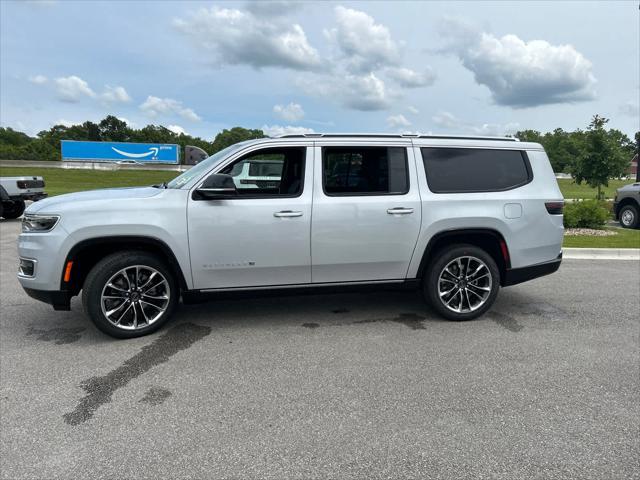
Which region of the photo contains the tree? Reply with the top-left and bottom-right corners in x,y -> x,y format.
99,115 -> 131,142
211,127 -> 265,153
572,115 -> 630,199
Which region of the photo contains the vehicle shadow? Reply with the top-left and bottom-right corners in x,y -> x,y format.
173,289 -> 443,330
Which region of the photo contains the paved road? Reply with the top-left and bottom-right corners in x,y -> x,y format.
1,219 -> 638,479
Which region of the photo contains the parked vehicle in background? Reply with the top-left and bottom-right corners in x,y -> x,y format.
17,134 -> 564,339
613,182 -> 640,229
0,176 -> 47,219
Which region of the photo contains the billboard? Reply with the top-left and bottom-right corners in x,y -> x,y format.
61,140 -> 180,164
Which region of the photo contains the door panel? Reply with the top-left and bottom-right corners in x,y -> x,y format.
311,145 -> 422,283
188,147 -> 313,289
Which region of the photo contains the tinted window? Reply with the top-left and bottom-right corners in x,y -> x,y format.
421,148 -> 531,193
220,147 -> 305,196
323,147 -> 408,195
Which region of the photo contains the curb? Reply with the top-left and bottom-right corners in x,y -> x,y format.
563,248 -> 640,260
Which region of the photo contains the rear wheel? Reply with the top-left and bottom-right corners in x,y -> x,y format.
423,244 -> 500,321
82,251 -> 178,338
619,204 -> 639,229
1,200 -> 25,219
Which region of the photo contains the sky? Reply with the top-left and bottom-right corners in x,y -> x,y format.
1,0 -> 638,141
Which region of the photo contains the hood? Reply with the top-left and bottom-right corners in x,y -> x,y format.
26,186 -> 163,214
617,182 -> 640,193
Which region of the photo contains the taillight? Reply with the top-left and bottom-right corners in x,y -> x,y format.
545,201 -> 564,215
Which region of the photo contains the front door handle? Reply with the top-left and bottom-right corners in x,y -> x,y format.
387,207 -> 414,215
274,210 -> 303,218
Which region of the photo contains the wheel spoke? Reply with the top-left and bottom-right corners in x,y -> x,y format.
113,302 -> 133,325
468,283 -> 490,292
106,282 -> 127,293
139,271 -> 157,290
469,272 -> 489,283
466,264 -> 486,280
105,299 -> 129,318
142,278 -> 166,294
140,299 -> 163,312
439,285 -> 458,297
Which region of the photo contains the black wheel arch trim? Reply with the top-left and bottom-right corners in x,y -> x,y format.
416,228 -> 511,280
61,235 -> 189,292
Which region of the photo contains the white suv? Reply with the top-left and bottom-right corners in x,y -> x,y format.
17,134 -> 564,338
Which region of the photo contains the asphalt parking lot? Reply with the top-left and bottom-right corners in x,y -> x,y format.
1,218 -> 638,479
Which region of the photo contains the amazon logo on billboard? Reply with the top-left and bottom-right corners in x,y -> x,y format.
61,140 -> 180,164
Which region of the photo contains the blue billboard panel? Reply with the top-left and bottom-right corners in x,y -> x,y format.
61,140 -> 180,164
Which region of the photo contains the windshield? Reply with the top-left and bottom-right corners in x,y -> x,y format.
166,141 -> 254,189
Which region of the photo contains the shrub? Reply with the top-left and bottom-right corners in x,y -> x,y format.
563,200 -> 609,229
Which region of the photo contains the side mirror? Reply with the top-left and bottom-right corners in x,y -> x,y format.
193,173 -> 237,200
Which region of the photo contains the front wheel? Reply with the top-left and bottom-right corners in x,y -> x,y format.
423,244 -> 500,321
82,251 -> 178,338
619,204 -> 639,229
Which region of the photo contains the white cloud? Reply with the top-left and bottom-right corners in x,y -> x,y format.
167,124 -> 188,135
273,102 -> 305,122
619,101 -> 639,117
28,74 -> 48,85
117,117 -> 135,128
297,72 -> 391,111
432,110 -> 519,136
386,67 -> 436,88
54,75 -> 96,102
440,19 -> 597,107
140,96 -> 201,121
432,111 -> 460,129
52,118 -> 81,128
325,6 -> 399,72
387,114 -> 411,129
262,124 -> 315,137
407,106 -> 419,114
100,85 -> 131,104
174,6 -> 321,71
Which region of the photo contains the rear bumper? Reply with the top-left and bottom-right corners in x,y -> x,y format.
19,192 -> 48,201
502,253 -> 562,287
23,287 -> 71,311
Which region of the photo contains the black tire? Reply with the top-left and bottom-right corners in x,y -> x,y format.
423,244 -> 500,321
82,251 -> 178,339
1,200 -> 25,219
619,204 -> 639,229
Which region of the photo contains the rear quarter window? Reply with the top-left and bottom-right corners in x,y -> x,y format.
421,148 -> 532,193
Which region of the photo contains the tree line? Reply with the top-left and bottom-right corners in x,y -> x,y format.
0,114 -> 637,197
0,115 -> 265,162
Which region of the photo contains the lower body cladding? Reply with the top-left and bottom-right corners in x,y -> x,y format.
20,254 -> 563,311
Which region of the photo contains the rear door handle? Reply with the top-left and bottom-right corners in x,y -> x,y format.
274,210 -> 303,218
387,207 -> 414,215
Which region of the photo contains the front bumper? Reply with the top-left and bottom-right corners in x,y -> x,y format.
502,253 -> 562,287
22,287 -> 71,311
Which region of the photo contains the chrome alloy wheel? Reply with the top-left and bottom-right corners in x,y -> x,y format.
438,256 -> 492,313
100,265 -> 170,330
621,209 -> 635,227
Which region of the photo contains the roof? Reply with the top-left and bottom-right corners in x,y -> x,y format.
275,133 -> 519,142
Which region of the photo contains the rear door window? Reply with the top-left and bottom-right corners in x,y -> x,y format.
421,148 -> 531,193
323,146 -> 409,196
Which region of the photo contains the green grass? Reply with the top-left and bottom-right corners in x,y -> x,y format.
0,167 -> 179,197
557,178 -> 629,199
563,227 -> 640,248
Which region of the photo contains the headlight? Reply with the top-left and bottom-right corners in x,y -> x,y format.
22,214 -> 60,232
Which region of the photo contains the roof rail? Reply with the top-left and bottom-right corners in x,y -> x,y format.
275,133 -> 519,142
